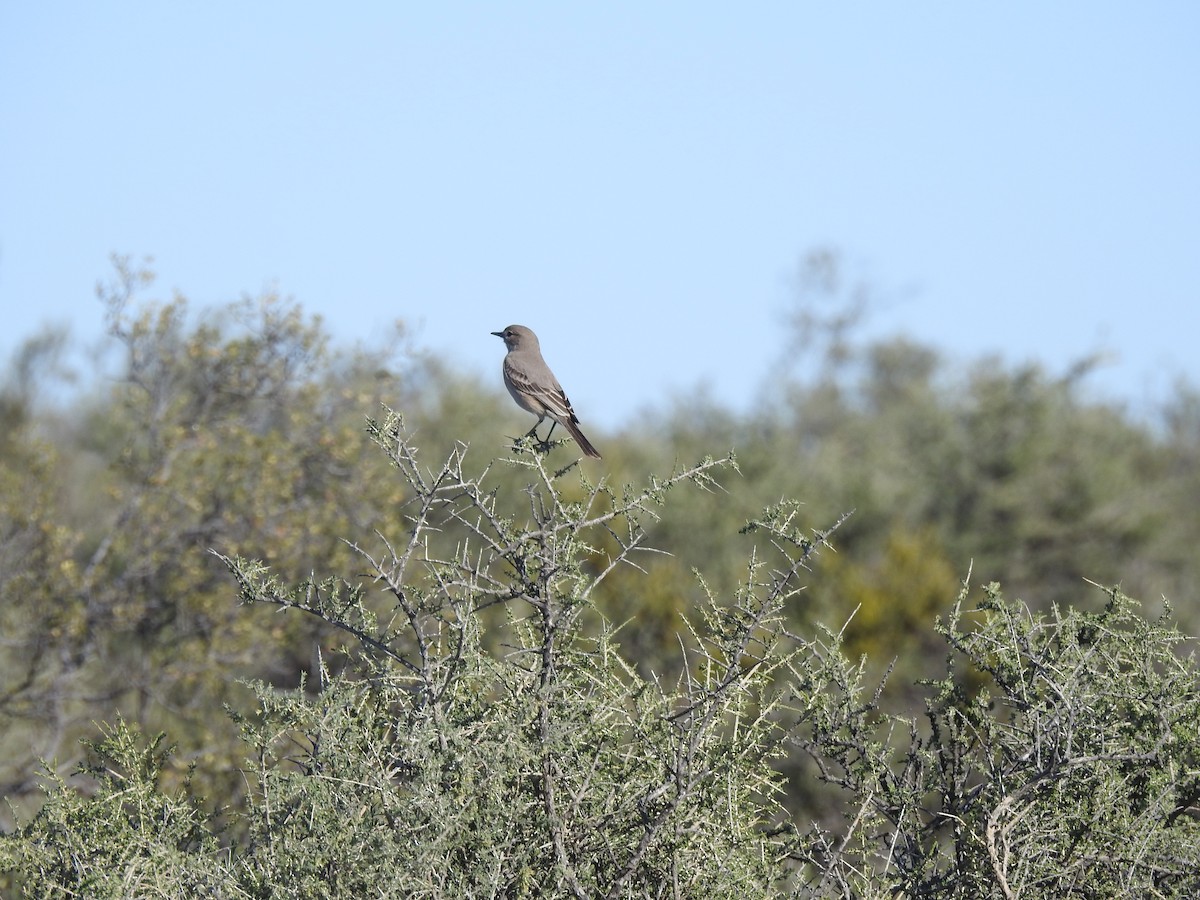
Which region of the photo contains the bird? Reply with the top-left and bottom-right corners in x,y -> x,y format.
491,324 -> 602,459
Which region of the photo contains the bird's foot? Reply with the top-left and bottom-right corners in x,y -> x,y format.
507,432 -> 566,456
508,433 -> 550,456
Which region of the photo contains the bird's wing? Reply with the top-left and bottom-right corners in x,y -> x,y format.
505,357 -> 579,423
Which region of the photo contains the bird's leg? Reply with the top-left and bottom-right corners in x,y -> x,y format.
524,415 -> 545,441
535,420 -> 567,452
516,416 -> 562,454
519,415 -> 554,453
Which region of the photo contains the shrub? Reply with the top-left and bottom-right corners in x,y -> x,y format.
3,413 -> 1197,898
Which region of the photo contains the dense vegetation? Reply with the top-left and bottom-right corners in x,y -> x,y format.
1,253 -> 1197,896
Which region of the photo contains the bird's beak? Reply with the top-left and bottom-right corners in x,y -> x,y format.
491,330 -> 504,338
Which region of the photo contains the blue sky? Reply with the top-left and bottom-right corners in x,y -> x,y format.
2,4 -> 1198,429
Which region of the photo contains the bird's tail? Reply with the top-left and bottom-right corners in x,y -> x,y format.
565,420 -> 602,459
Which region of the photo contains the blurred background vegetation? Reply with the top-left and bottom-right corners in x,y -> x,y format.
2,251 -> 1198,831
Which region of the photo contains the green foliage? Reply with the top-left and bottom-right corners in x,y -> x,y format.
3,415 -> 830,897
0,387 -> 91,815
638,248 -> 1199,712
4,415 -> 1198,898
0,258 -> 422,825
794,584 -> 1200,898
950,586 -> 1200,896
217,413 -> 797,898
2,722 -> 226,898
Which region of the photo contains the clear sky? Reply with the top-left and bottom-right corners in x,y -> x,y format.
2,4 -> 1198,428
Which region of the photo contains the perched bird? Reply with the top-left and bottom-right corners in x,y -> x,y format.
491,324 -> 601,459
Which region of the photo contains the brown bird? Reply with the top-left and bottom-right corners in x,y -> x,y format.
492,324 -> 601,459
